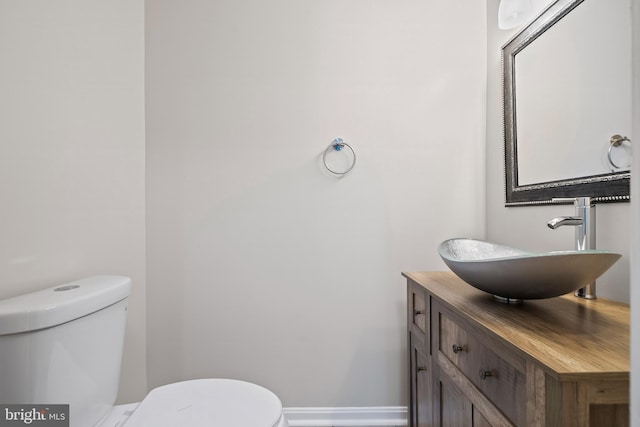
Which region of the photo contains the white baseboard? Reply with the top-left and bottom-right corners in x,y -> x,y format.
283,406 -> 408,427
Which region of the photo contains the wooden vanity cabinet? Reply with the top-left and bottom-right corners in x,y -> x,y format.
404,272 -> 630,427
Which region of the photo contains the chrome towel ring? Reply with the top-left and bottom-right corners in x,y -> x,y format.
323,138 -> 356,175
607,134 -> 631,170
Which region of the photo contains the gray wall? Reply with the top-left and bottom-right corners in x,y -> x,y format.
485,0 -> 632,303
0,0 -> 147,403
145,0 -> 487,407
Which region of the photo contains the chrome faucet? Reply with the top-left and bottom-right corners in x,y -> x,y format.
547,197 -> 597,299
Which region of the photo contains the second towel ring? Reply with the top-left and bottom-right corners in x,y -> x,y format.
323,138 -> 356,175
608,134 -> 631,170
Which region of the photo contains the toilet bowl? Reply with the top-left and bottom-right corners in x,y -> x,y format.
0,276 -> 288,427
109,379 -> 287,427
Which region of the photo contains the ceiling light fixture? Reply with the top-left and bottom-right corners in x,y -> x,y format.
498,0 -> 534,30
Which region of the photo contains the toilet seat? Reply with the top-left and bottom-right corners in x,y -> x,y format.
123,379 -> 287,427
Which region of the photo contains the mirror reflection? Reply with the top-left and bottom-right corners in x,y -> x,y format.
516,0 -> 631,184
503,0 -> 632,205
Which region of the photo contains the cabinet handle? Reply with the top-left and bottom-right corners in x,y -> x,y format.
478,369 -> 493,380
417,366 -> 427,372
452,344 -> 465,354
414,309 -> 423,317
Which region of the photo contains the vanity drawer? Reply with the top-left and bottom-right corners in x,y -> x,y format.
438,309 -> 526,426
408,281 -> 428,339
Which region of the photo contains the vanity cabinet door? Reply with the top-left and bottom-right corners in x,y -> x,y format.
410,334 -> 432,427
408,280 -> 432,427
435,368 -> 501,427
435,368 -> 471,427
408,280 -> 429,343
472,407 -> 493,427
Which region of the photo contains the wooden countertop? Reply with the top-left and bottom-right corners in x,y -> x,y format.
403,271 -> 630,381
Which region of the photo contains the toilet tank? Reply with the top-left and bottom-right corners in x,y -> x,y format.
0,276 -> 132,427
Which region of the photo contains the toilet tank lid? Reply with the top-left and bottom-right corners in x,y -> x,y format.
0,276 -> 132,336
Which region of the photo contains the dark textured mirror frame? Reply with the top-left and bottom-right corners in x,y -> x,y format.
502,0 -> 630,206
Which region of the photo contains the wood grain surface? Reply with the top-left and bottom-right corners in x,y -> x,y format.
403,271 -> 630,381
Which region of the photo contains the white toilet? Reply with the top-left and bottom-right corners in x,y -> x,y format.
0,276 -> 288,427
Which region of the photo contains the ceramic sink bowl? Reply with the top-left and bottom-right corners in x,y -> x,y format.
438,238 -> 621,301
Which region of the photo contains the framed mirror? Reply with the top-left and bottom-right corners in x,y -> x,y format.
503,0 -> 632,206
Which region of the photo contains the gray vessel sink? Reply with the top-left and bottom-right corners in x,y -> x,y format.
438,238 -> 621,301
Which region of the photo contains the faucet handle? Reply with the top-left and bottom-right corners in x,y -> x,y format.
551,197 -> 593,207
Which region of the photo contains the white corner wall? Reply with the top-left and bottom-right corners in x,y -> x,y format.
0,0 -> 147,403
485,0 -> 631,303
146,0 -> 487,406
